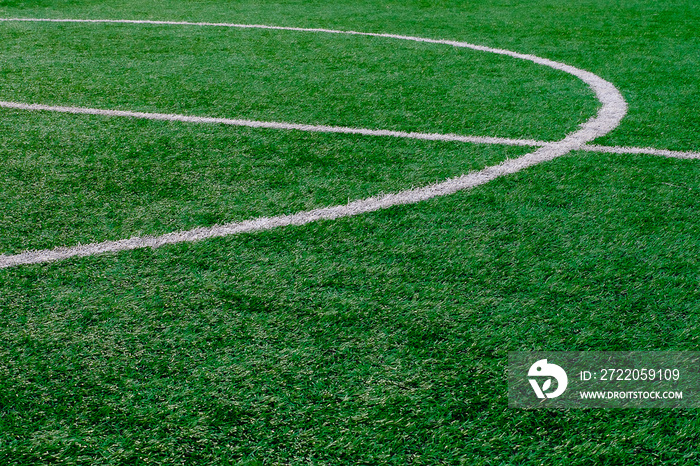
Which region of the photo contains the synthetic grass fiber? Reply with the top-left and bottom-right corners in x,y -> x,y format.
0,0 -> 699,465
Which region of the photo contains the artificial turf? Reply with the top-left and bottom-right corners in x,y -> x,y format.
0,0 -> 698,464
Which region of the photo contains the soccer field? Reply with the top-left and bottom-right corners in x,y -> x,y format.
0,0 -> 698,464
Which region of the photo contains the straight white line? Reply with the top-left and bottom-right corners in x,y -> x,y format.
581,144 -> 700,159
0,101 -> 546,147
3,102 -> 697,159
3,102 -> 698,159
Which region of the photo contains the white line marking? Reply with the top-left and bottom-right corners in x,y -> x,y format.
581,144 -> 700,159
2,16 -> 680,269
0,101 -> 546,147
3,102 -> 697,159
0,146 -> 608,269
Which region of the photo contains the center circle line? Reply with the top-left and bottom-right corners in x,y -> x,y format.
0,17 -> 627,268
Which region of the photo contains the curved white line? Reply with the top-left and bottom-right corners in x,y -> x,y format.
0,18 -> 627,268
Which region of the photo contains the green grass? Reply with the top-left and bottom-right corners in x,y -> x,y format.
0,0 -> 699,465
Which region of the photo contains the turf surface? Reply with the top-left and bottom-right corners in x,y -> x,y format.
0,0 -> 698,464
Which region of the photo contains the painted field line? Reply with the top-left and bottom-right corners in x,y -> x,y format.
581,144 -> 700,160
0,17 -> 629,268
0,140 -> 608,269
0,101 -> 544,147
2,101 -> 698,159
